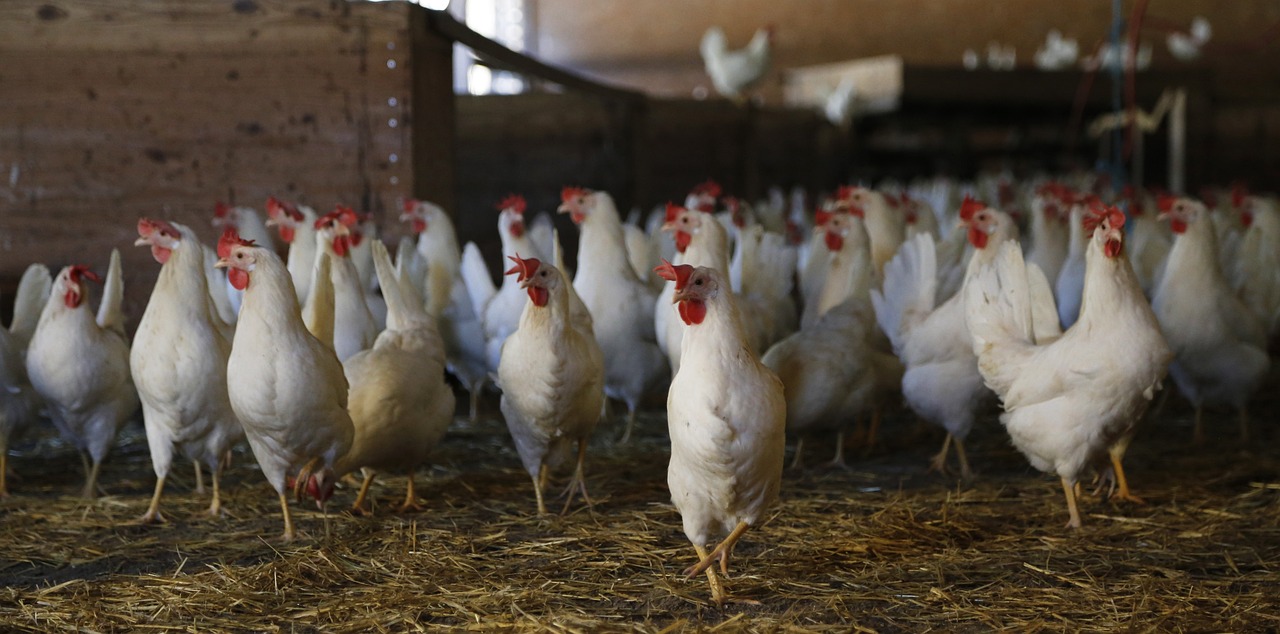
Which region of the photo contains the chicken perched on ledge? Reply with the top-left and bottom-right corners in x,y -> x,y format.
700,25 -> 774,101
657,260 -> 785,605
1152,195 -> 1270,443
965,204 -> 1170,528
498,255 -> 604,515
132,219 -> 244,522
26,250 -> 138,498
216,229 -> 353,541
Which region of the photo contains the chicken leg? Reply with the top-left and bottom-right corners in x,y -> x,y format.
692,543 -> 727,605
351,469 -> 377,514
861,407 -> 882,456
192,461 -> 204,496
1061,477 -> 1083,529
81,455 -> 103,500
928,433 -> 953,475
533,464 -> 550,515
559,438 -> 593,515
826,430 -> 848,469
278,492 -> 296,542
468,387 -> 480,424
619,406 -> 638,444
685,521 -> 752,578
789,437 -> 805,470
1108,447 -> 1143,504
399,470 -> 425,513
140,475 -> 167,524
208,459 -> 224,516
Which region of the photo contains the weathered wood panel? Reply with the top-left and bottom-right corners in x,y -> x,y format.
0,0 -> 413,322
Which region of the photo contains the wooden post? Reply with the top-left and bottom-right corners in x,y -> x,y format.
411,7 -> 457,214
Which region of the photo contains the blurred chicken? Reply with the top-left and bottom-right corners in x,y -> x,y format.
655,203 -> 731,375
305,207 -> 378,362
264,196 -> 318,305
765,209 -> 900,468
836,186 -> 906,280
656,261 -> 785,606
965,204 -> 1170,527
213,202 -> 274,316
1025,183 -> 1070,290
873,197 -> 1018,479
26,250 -> 138,498
561,187 -> 667,443
731,222 -> 800,354
404,198 -> 488,422
1152,195 -> 1270,443
1054,201 -> 1088,328
1232,195 -> 1280,342
333,241 -> 454,514
1121,186 -> 1172,297
700,25 -> 774,101
0,264 -> 52,495
498,255 -> 604,515
217,228 -> 353,541
132,219 -> 243,521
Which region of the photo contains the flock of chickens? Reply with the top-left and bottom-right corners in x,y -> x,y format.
0,173 -> 1276,604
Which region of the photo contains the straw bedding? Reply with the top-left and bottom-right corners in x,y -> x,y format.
0,389 -> 1277,632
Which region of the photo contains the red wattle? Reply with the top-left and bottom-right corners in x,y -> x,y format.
279,226 -> 296,243
228,268 -> 250,290
412,219 -> 427,234
968,225 -> 989,249
1170,219 -> 1187,234
510,221 -> 525,238
333,236 -> 350,257
678,299 -> 706,325
528,287 -> 549,307
1104,238 -> 1122,258
824,232 -> 844,252
63,289 -> 80,309
675,231 -> 692,253
571,211 -> 585,224
152,246 -> 172,264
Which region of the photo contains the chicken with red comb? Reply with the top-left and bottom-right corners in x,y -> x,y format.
965,200 -> 1171,528
25,249 -> 137,498
305,207 -> 378,362
1152,195 -> 1269,444
132,219 -> 244,522
264,197 -> 319,304
216,229 -> 353,541
657,259 -> 785,605
497,254 -> 603,515
653,203 -> 731,375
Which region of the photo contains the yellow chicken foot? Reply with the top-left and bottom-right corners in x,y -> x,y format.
1108,447 -> 1144,505
559,439 -> 593,515
788,437 -> 805,470
81,457 -> 103,500
928,434 -> 953,475
1061,477 -> 1083,529
351,470 -> 376,515
193,460 -> 205,495
692,543 -> 727,606
278,492 -> 296,542
468,388 -> 480,424
399,471 -> 425,513
826,431 -> 849,470
208,462 -> 224,517
533,464 -> 549,515
953,437 -> 973,482
139,475 -> 167,524
685,521 -> 752,578
619,407 -> 638,444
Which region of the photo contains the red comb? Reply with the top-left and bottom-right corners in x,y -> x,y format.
314,209 -> 345,230
217,227 -> 255,259
333,205 -> 360,228
561,186 -> 588,204
214,201 -> 231,219
266,196 -> 303,223
1083,202 -> 1126,233
814,209 -> 835,227
1156,195 -> 1177,213
653,259 -> 695,290
836,185 -> 856,201
497,194 -> 527,215
137,217 -> 179,238
504,254 -> 540,282
401,198 -> 419,214
67,265 -> 102,285
693,180 -> 722,198
959,195 -> 986,222
1231,183 -> 1248,209
665,202 -> 684,224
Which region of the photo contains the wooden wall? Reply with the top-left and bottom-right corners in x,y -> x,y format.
0,0 -> 413,321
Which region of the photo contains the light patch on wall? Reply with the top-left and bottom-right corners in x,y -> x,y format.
359,0 -> 451,10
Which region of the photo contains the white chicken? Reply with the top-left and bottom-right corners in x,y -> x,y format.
836,186 -> 906,282
216,229 -> 354,541
965,203 -> 1171,528
498,255 -> 604,515
1121,187 -> 1172,298
404,198 -> 488,422
1054,201 -> 1089,328
873,196 -> 1018,479
213,202 -> 275,316
460,194 -> 546,375
560,187 -> 667,443
0,263 -> 52,496
765,209 -> 901,468
131,219 -> 243,521
264,196 -> 318,305
655,203 -> 731,375
1152,195 -> 1270,443
26,250 -> 138,498
1025,183 -> 1070,290
656,260 -> 785,606
700,25 -> 774,101
1230,195 -> 1280,343
331,241 -> 454,513
306,207 -> 378,362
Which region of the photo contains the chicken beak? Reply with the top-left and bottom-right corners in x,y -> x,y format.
133,236 -> 150,247
672,287 -> 688,303
214,257 -> 230,269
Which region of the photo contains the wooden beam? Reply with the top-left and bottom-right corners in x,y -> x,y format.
410,5 -> 457,213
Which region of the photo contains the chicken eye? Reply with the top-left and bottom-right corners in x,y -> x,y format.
695,279 -> 704,286
539,270 -> 548,277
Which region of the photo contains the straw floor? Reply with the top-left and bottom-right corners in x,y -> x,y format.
0,388 -> 1277,632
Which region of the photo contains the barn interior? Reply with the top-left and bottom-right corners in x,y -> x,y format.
1,0 -> 1279,630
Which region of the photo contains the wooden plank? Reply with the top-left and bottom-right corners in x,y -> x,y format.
409,5 -> 456,214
